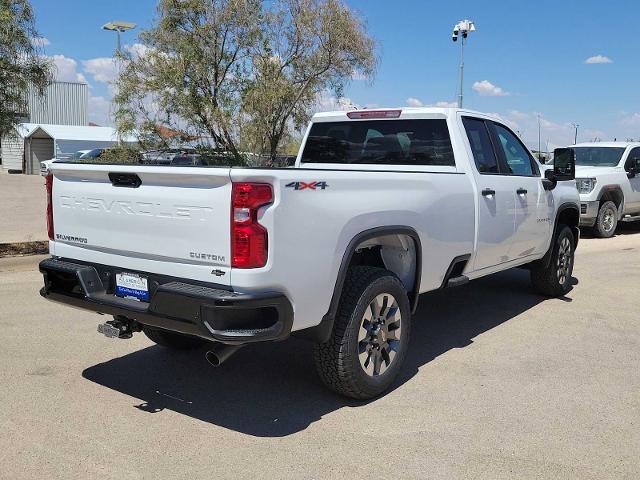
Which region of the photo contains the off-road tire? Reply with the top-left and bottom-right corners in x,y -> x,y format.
531,225 -> 575,297
313,266 -> 411,399
594,200 -> 618,238
143,327 -> 205,350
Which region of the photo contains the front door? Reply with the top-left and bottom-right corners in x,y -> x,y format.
462,117 -> 516,270
624,147 -> 640,213
490,122 -> 552,258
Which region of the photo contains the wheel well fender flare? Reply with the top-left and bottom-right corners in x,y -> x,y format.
294,226 -> 422,343
597,185 -> 625,216
540,203 -> 580,269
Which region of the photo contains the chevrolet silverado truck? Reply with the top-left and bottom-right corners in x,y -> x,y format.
39,108 -> 579,399
570,142 -> 640,237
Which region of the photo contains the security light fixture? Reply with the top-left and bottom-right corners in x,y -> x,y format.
102,21 -> 136,54
452,19 -> 475,42
102,21 -> 136,32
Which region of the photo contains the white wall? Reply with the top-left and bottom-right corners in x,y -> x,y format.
0,134 -> 25,172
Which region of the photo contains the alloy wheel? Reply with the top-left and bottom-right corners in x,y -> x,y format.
357,293 -> 402,376
602,207 -> 615,233
556,236 -> 573,285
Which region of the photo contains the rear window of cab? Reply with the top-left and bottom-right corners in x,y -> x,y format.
301,119 -> 455,166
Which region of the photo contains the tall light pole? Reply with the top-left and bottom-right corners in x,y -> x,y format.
102,21 -> 136,138
571,123 -> 579,144
102,21 -> 136,55
452,19 -> 476,108
537,114 -> 542,157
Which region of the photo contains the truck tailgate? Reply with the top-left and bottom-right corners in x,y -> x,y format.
50,164 -> 232,285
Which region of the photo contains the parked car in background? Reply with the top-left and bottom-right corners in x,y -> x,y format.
39,107 -> 579,399
169,153 -> 204,166
40,149 -> 92,176
572,142 -> 640,237
79,148 -> 107,160
143,149 -> 197,165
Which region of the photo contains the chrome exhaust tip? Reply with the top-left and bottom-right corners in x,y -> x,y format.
205,343 -> 243,367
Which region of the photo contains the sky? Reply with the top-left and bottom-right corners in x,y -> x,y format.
30,0 -> 640,150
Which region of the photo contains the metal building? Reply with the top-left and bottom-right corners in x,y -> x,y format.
1,81 -> 89,173
0,124 -> 39,173
22,124 -> 137,174
26,82 -> 88,126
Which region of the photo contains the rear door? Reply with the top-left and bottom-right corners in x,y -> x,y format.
462,117 -> 516,270
51,164 -> 233,285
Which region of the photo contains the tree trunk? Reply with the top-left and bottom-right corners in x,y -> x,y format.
269,136 -> 279,164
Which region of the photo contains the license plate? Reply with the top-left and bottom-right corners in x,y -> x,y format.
115,272 -> 149,301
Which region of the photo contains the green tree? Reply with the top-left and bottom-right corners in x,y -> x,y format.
243,0 -> 376,160
114,0 -> 376,163
114,0 -> 263,162
0,0 -> 51,137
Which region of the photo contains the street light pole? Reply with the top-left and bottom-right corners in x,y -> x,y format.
452,20 -> 476,108
572,123 -> 579,144
102,21 -> 136,56
102,21 -> 136,139
537,114 -> 542,158
458,34 -> 466,108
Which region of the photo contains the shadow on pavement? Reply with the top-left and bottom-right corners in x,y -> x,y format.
579,221 -> 640,239
83,268 -> 571,437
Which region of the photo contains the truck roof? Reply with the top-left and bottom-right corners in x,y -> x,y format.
311,107 -> 498,122
572,142 -> 640,148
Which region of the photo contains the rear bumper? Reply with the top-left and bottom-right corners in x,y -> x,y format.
39,258 -> 293,345
579,200 -> 599,227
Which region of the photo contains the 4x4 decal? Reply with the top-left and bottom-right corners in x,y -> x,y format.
285,181 -> 329,190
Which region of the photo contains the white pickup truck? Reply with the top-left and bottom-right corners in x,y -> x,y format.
40,108 -> 579,399
571,142 -> 640,237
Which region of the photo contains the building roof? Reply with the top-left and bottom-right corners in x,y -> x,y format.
14,123 -> 40,138
23,123 -> 137,143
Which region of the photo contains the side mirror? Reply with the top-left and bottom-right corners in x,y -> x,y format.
552,147 -> 576,181
543,148 -> 575,191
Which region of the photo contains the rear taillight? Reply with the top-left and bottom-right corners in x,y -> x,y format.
45,171 -> 54,240
231,182 -> 273,268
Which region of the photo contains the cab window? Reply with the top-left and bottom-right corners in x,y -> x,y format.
462,117 -> 499,174
301,119 -> 455,166
625,147 -> 640,170
493,123 -> 538,176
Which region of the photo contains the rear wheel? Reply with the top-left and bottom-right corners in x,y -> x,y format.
313,266 -> 411,399
531,225 -> 575,297
593,200 -> 618,238
143,327 -> 205,350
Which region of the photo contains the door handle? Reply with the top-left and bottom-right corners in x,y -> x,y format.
516,188 -> 528,195
481,188 -> 496,197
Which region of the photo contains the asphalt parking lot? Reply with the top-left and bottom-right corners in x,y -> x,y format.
0,229 -> 639,479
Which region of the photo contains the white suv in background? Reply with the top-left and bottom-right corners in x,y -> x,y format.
573,142 -> 640,237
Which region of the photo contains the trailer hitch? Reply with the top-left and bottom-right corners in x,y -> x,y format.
97,315 -> 142,339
